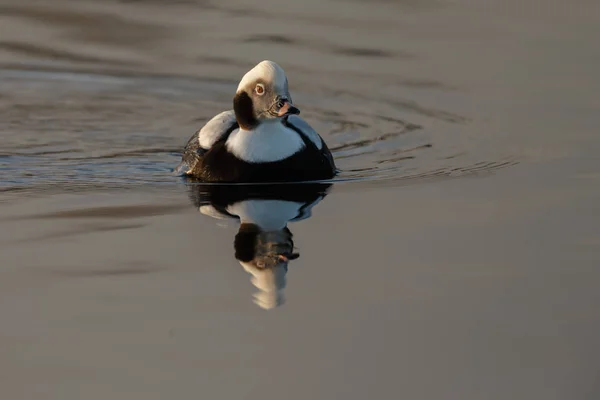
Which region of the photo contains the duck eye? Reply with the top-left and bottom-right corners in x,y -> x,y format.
255,84 -> 265,95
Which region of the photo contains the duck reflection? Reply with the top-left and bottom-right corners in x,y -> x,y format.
185,182 -> 331,309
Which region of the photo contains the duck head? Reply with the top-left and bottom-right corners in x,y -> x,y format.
233,60 -> 300,130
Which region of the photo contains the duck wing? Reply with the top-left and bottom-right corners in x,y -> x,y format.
285,115 -> 336,172
174,110 -> 239,175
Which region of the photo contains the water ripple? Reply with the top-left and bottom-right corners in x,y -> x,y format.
0,68 -> 516,199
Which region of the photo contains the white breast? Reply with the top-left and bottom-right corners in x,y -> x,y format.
225,122 -> 305,163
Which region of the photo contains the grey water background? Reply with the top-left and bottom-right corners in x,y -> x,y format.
1,0 -> 599,399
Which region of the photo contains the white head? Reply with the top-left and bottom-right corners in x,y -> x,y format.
233,60 -> 300,130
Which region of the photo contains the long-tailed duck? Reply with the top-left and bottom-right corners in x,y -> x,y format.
175,60 -> 336,182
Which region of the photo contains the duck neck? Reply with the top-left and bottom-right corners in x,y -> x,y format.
233,92 -> 259,130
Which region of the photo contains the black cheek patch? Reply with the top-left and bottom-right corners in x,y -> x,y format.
233,92 -> 259,130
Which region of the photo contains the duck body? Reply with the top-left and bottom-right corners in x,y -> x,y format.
175,60 -> 336,183
177,112 -> 335,182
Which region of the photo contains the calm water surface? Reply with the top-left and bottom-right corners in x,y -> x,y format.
0,0 -> 599,399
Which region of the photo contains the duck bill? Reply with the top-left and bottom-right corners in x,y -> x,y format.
277,100 -> 300,117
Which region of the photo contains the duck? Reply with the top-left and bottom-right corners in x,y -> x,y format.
174,60 -> 336,182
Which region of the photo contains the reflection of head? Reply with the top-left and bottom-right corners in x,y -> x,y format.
240,261 -> 287,309
235,223 -> 299,310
